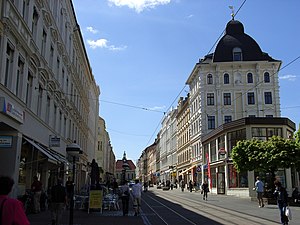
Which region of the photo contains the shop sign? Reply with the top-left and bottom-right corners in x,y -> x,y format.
49,135 -> 60,147
0,97 -> 24,123
0,136 -> 13,148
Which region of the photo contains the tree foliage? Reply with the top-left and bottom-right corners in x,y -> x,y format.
231,136 -> 300,173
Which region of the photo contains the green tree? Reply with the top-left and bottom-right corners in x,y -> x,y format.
231,136 -> 300,173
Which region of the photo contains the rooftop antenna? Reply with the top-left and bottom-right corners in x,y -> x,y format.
229,6 -> 235,20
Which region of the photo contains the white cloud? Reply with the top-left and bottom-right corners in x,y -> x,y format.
86,26 -> 99,34
108,0 -> 171,13
187,14 -> 194,19
87,38 -> 127,51
279,74 -> 297,81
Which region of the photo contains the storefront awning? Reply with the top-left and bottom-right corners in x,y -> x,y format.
178,165 -> 196,176
24,137 -> 58,164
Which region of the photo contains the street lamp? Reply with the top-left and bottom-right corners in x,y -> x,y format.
66,141 -> 82,225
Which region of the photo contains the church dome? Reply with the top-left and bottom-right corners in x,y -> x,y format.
213,19 -> 273,62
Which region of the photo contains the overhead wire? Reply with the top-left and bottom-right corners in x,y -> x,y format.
142,0 -> 249,149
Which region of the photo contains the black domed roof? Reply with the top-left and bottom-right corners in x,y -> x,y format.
213,19 -> 275,62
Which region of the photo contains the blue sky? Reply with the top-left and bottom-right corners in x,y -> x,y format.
72,0 -> 300,162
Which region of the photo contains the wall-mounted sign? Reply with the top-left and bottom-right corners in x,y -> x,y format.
49,135 -> 60,147
0,136 -> 13,148
0,97 -> 24,123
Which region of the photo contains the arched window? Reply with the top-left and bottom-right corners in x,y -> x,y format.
264,72 -> 270,83
224,73 -> 229,84
233,47 -> 242,61
247,73 -> 253,83
207,74 -> 213,84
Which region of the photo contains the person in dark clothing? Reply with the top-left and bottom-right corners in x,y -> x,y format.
201,180 -> 209,201
119,180 -> 130,216
65,176 -> 73,208
189,180 -> 193,192
90,159 -> 100,189
273,180 -> 289,225
50,178 -> 67,225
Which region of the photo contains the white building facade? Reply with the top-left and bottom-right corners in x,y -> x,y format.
186,18 -> 281,193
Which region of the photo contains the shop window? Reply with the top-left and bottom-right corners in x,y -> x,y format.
228,165 -> 248,188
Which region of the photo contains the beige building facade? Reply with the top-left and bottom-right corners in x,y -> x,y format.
0,0 -> 99,197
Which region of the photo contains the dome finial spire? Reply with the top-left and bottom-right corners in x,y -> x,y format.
229,6 -> 235,20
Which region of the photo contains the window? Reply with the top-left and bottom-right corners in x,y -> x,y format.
16,57 -> 25,98
207,74 -> 213,84
264,92 -> 272,104
264,72 -> 270,83
5,43 -> 14,88
46,96 -> 50,124
41,30 -> 47,57
49,45 -> 54,69
25,71 -> 33,107
223,93 -> 231,105
207,93 -> 214,106
37,86 -> 43,117
31,7 -> 39,41
247,73 -> 253,83
228,165 -> 248,188
207,116 -> 215,129
224,116 -> 232,123
247,92 -> 255,105
233,47 -> 242,61
252,127 -> 282,140
224,73 -> 229,84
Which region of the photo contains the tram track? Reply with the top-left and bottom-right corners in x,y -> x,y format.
141,190 -> 279,225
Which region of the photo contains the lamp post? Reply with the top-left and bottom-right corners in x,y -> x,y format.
66,142 -> 82,225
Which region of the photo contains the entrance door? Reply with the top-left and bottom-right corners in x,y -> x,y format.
217,172 -> 225,194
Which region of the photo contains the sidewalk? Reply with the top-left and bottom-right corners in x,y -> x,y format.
28,206 -> 145,225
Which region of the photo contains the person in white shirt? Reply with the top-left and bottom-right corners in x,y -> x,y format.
254,176 -> 264,208
131,179 -> 143,216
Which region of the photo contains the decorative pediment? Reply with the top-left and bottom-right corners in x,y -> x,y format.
57,42 -> 64,56
50,27 -> 58,42
42,10 -> 52,28
35,0 -> 44,9
30,53 -> 41,68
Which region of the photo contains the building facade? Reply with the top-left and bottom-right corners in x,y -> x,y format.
0,0 -> 99,197
185,18 -> 281,189
201,117 -> 296,197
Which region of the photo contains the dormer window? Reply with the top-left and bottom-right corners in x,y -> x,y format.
224,73 -> 229,84
247,73 -> 253,83
207,74 -> 213,84
264,72 -> 270,83
233,47 -> 242,61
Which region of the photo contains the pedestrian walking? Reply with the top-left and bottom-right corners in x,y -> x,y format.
65,176 -> 73,209
254,176 -> 264,208
0,176 -> 30,225
132,179 -> 143,216
119,180 -> 130,216
50,178 -> 67,225
273,180 -> 289,225
180,180 -> 185,192
201,180 -> 209,201
31,175 -> 42,213
189,180 -> 193,192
